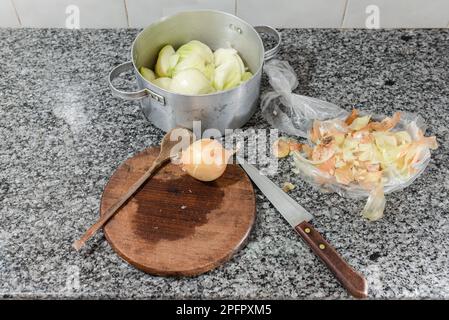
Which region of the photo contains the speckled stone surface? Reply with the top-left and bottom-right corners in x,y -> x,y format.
0,28 -> 448,299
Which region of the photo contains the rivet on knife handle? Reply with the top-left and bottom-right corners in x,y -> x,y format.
295,221 -> 368,299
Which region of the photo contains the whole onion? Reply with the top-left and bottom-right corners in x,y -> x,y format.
180,139 -> 234,182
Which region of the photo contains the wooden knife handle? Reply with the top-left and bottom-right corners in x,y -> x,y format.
295,221 -> 368,299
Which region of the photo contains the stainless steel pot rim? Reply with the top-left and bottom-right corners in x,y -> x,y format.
128,9 -> 281,98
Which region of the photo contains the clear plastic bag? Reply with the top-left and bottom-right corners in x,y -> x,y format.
261,59 -> 436,221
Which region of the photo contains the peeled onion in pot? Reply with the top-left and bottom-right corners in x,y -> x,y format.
180,139 -> 234,182
170,69 -> 214,95
155,45 -> 176,77
151,77 -> 172,90
140,67 -> 156,82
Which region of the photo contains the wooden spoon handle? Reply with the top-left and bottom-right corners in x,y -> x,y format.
72,159 -> 164,251
295,221 -> 368,298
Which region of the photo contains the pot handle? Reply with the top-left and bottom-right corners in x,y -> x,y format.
108,61 -> 165,105
255,25 -> 282,61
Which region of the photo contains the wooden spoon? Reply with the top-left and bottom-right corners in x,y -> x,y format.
72,127 -> 194,251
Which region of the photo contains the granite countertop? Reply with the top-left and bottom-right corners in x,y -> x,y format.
0,28 -> 448,299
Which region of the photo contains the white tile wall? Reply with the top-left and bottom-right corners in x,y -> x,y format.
1,0 -> 449,28
0,0 -> 20,27
126,0 -> 235,28
343,0 -> 449,28
13,0 -> 128,28
236,0 -> 347,28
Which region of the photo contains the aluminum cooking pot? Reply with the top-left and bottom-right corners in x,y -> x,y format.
109,10 -> 281,134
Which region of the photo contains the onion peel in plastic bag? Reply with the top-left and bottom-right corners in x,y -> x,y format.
361,184 -> 386,221
262,59 -> 438,220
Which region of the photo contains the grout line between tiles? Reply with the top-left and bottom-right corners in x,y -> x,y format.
10,0 -> 22,26
234,0 -> 238,15
340,0 -> 349,29
124,0 -> 130,28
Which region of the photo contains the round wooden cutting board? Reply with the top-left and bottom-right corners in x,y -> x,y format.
100,147 -> 256,276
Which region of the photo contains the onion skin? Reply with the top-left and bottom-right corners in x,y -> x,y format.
180,139 -> 233,182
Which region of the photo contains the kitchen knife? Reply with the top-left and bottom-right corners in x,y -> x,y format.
237,157 -> 368,298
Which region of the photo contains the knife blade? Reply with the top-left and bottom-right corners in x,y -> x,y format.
237,157 -> 368,299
